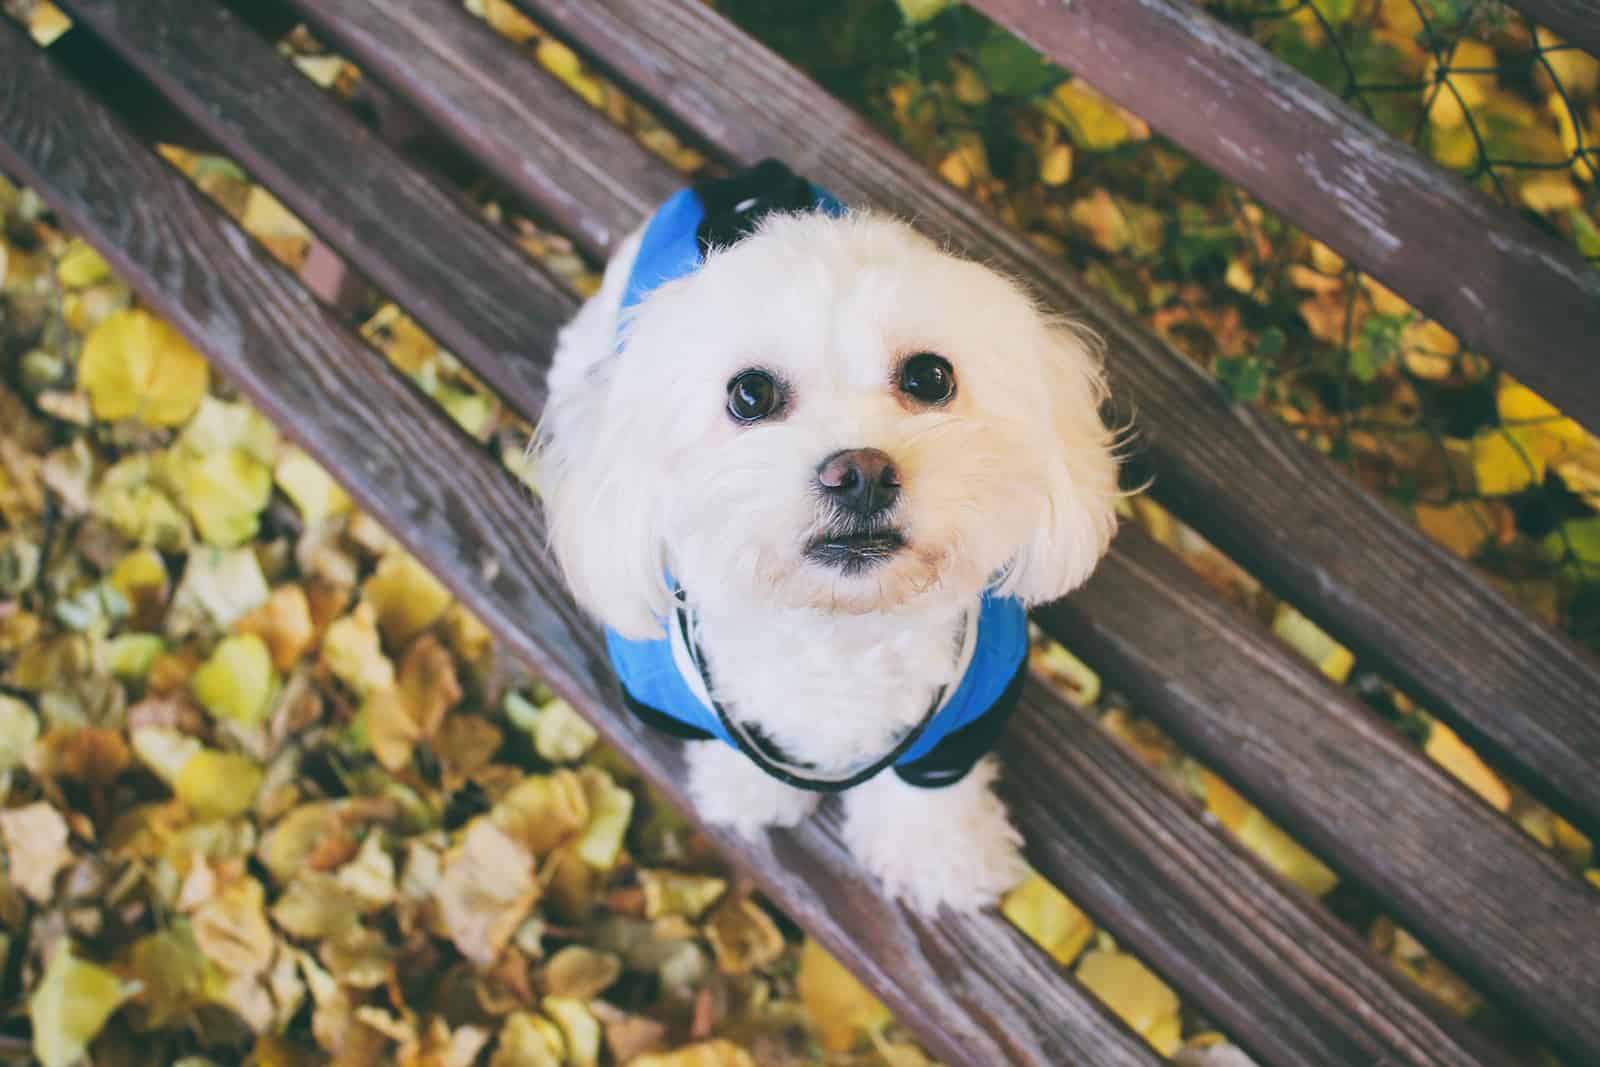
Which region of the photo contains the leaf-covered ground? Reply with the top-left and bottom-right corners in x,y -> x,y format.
1,0 -> 1598,1065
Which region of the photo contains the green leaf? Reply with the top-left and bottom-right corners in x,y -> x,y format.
1215,356 -> 1268,403
973,31 -> 1058,97
1351,313 -> 1406,383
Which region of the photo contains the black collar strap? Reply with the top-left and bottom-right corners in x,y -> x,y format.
673,603 -> 951,793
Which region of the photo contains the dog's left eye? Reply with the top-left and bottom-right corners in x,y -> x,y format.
727,369 -> 783,423
898,353 -> 956,404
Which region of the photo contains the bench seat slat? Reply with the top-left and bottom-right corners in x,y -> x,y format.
45,4 -> 1569,1064
0,21 -> 1167,1066
509,0 -> 1600,862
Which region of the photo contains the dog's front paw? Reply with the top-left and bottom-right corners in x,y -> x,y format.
685,740 -> 818,837
842,755 -> 1027,914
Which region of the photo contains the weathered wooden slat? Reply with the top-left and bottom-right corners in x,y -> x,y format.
969,0 -> 1600,432
1044,527 -> 1600,1062
0,20 -> 1163,1067
1504,0 -> 1600,58
510,0 -> 1600,852
54,5 -> 1564,1064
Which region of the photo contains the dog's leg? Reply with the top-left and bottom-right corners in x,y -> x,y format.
840,755 -> 1027,913
685,740 -> 818,836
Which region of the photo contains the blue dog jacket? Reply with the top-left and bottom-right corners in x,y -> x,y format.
605,161 -> 1029,791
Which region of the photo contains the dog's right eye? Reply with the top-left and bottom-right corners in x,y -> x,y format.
727,369 -> 782,423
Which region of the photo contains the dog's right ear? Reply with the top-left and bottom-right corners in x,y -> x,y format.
534,359 -> 674,640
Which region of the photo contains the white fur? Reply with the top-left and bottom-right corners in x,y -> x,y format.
537,210 -> 1118,912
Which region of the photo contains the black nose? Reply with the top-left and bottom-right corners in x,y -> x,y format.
817,448 -> 900,517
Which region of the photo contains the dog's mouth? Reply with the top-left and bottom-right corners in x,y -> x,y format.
804,527 -> 906,574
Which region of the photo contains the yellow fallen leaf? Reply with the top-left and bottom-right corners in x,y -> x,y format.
628,1041 -> 755,1067
1534,29 -> 1599,98
192,634 -> 278,725
1039,142 -> 1073,186
57,239 -> 110,288
640,869 -> 727,920
29,944 -> 137,1067
1520,171 -> 1581,213
796,937 -> 890,1052
272,872 -> 362,940
1414,501 -> 1492,560
0,801 -> 71,901
1424,719 -> 1511,812
491,771 -> 590,857
237,585 -> 316,671
257,802 -> 346,885
274,448 -> 351,526
1001,872 -> 1094,966
319,925 -> 395,989
0,694 -> 41,776
1045,79 -> 1149,150
575,767 -> 634,870
530,698 -> 598,764
176,749 -> 263,819
489,1012 -> 564,1067
108,547 -> 170,630
363,551 -> 452,649
27,1 -> 71,46
1271,604 -> 1354,684
364,684 -> 421,772
895,0 -> 951,23
361,304 -> 438,377
79,309 -> 209,426
321,603 -> 395,696
336,832 -> 398,912
1472,429 -> 1544,496
178,396 -> 278,462
543,946 -> 622,1000
1235,808 -> 1340,897
181,446 -> 274,547
1498,379 -> 1586,451
483,0 -> 540,43
543,998 -> 601,1067
397,634 -> 463,740
704,896 -> 785,976
1075,949 -> 1181,1055
535,38 -> 583,80
130,726 -> 203,786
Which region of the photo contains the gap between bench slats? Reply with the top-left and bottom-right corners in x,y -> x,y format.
203,1 -> 1600,1058
962,0 -> 1600,435
43,4 -> 1579,1064
0,21 -> 1169,1067
509,0 -> 1600,854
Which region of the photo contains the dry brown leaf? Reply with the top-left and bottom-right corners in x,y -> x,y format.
191,876 -> 276,976
0,801 -> 72,902
436,818 -> 540,968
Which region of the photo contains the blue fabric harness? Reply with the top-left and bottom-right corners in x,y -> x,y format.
605,161 -> 1029,791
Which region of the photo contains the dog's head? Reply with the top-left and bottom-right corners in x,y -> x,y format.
542,212 -> 1120,638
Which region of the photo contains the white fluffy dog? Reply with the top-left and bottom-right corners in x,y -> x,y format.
537,168 -> 1118,913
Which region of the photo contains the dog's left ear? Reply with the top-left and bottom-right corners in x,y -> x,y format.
997,321 -> 1121,606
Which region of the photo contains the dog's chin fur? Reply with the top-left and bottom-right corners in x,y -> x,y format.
537,210 -> 1119,912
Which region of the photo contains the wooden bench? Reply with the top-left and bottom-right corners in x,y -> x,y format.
2,1 -> 1598,1063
